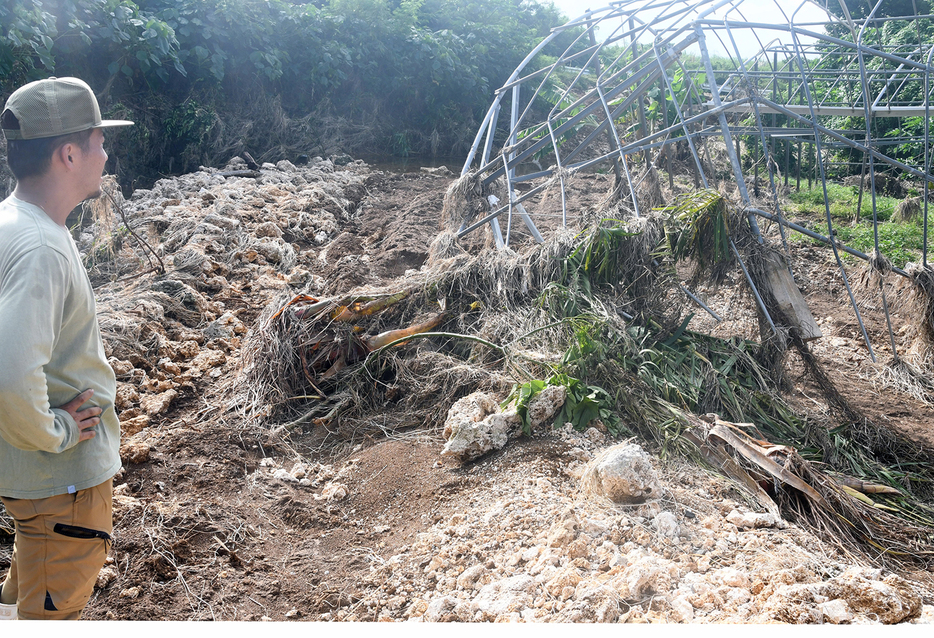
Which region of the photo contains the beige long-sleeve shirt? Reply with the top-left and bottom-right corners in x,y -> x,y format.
0,195 -> 120,498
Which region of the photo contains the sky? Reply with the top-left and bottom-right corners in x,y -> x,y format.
548,0 -> 833,58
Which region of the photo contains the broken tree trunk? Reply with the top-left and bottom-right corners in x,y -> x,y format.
759,250 -> 822,341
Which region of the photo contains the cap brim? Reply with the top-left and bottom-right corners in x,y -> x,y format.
99,119 -> 134,128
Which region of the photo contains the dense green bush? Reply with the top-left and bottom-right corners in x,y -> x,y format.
1,0 -> 572,189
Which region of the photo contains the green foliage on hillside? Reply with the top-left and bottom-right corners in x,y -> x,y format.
1,0 -> 573,187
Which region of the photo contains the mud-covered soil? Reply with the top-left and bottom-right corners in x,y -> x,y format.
3,157 -> 934,623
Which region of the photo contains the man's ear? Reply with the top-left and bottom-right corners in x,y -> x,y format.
54,142 -> 76,170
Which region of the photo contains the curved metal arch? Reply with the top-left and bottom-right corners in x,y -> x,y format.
458,0 -> 934,360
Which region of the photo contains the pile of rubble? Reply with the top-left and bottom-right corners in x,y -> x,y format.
290,425 -> 932,624
85,157 -> 371,462
235,388 -> 934,624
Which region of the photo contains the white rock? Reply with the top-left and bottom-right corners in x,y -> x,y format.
714,567 -> 750,589
580,443 -> 661,503
440,393 -> 519,463
255,221 -> 282,238
825,571 -> 922,624
457,564 -> 485,590
654,511 -> 680,539
669,594 -> 694,623
314,482 -> 347,501
272,468 -> 297,482
442,392 -> 498,434
521,546 -> 541,563
820,599 -> 854,624
425,556 -> 446,573
140,389 -> 178,416
544,567 -> 583,597
441,415 -> 510,462
725,587 -> 752,606
96,566 -> 118,589
726,509 -> 784,529
617,556 -> 672,598
910,604 -> 934,624
423,596 -> 459,622
526,384 -> 567,428
473,575 -> 537,619
757,583 -> 828,624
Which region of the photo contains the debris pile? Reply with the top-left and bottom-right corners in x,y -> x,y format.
3,157 -> 933,622
234,177 -> 934,572
319,426 -> 932,623
82,157 -> 371,459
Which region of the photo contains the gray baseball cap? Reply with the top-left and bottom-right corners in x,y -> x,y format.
1,76 -> 133,141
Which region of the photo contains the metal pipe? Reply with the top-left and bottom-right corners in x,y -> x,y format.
481,31 -> 699,184
755,97 -> 934,182
855,0 -> 897,359
481,103 -> 500,168
722,16 -> 793,264
680,285 -> 723,322
696,26 -> 753,207
747,208 -> 909,278
925,46 -> 934,267
788,21 -> 876,362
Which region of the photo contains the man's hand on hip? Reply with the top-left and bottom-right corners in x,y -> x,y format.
58,389 -> 102,442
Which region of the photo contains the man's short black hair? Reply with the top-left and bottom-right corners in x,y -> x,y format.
2,110 -> 93,181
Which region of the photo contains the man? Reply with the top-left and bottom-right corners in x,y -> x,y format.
0,77 -> 132,620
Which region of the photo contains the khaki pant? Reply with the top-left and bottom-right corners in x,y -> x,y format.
0,479 -> 112,620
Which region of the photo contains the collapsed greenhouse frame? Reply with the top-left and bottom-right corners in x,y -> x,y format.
459,0 -> 934,363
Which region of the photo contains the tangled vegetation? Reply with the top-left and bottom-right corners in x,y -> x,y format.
238,178 -> 934,569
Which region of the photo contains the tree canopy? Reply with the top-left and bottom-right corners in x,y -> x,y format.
1,0 -> 572,186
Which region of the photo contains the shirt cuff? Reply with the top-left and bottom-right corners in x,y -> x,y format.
50,408 -> 81,453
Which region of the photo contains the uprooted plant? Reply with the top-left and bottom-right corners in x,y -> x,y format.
236,186 -> 934,568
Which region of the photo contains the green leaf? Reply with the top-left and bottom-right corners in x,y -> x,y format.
662,313 -> 695,348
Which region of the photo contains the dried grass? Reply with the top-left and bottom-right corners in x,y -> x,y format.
636,164 -> 665,212
897,262 -> 934,351
237,215 -> 677,433
440,171 -> 505,233
0,506 -> 10,570
896,196 -> 922,222
776,449 -> 934,569
871,357 -> 934,406
0,503 -> 12,538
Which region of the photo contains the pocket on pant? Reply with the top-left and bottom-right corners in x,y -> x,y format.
72,480 -> 114,537
42,525 -> 109,614
52,523 -> 111,541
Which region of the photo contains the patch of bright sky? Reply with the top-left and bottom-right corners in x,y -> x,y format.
548,0 -> 832,59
